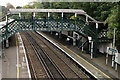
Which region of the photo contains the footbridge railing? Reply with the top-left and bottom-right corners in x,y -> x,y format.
0,9 -> 106,57
0,19 -> 94,42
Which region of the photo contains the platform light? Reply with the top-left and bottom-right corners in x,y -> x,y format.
88,36 -> 92,43
33,12 -> 35,18
62,12 -> 63,18
66,38 -> 70,41
75,13 -> 77,17
48,12 -> 50,17
55,33 -> 58,36
19,13 -> 21,18
96,23 -> 98,29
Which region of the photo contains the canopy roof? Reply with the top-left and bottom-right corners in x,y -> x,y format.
7,9 -> 104,23
9,9 -> 86,14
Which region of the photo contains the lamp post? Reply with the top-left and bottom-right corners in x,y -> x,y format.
33,12 -> 35,31
112,28 -> 116,68
75,13 -> 77,30
88,37 -> 93,59
61,12 -> 63,31
113,28 -> 116,49
48,12 -> 50,31
5,15 -> 9,48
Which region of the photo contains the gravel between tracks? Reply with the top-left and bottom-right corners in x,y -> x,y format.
21,31 -> 89,79
21,32 -> 48,79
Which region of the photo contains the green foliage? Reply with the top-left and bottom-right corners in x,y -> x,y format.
106,8 -> 119,38
21,2 -> 120,50
105,2 -> 120,50
21,2 -> 116,21
16,6 -> 22,9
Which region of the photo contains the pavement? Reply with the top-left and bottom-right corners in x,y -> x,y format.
0,31 -> 119,79
1,34 -> 29,79
2,35 -> 17,78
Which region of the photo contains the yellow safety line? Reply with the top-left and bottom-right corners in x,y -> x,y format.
42,32 -> 112,80
15,34 -> 19,80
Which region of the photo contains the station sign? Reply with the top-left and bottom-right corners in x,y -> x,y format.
107,47 -> 118,53
115,53 -> 120,65
107,47 -> 120,65
107,47 -> 118,55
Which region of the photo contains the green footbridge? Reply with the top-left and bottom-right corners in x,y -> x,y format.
0,9 -> 110,57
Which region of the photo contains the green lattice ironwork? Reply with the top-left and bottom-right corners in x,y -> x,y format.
0,9 -> 110,58
0,19 -> 97,43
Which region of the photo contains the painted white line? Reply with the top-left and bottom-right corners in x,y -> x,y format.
18,32 -> 31,79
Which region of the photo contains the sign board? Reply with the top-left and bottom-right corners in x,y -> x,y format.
115,53 -> 120,65
106,47 -> 119,70
107,47 -> 118,55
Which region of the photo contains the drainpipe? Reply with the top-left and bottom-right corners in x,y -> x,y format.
6,15 -> 9,48
94,23 -> 98,57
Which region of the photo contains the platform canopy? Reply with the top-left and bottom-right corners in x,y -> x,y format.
7,9 -> 104,23
9,9 -> 86,14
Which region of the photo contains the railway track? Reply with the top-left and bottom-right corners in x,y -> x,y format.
21,33 -> 49,79
25,32 -> 66,79
21,31 -> 89,79
30,32 -> 87,78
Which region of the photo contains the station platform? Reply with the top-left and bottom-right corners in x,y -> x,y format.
1,34 -> 30,79
37,31 -> 120,79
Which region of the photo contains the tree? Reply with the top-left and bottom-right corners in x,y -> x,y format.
105,2 -> 120,51
16,6 -> 22,9
6,3 -> 15,12
20,2 -> 120,51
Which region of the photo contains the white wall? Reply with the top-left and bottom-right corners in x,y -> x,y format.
98,43 -> 113,53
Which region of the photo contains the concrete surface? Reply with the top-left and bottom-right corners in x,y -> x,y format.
1,34 -> 29,79
2,41 -> 17,78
